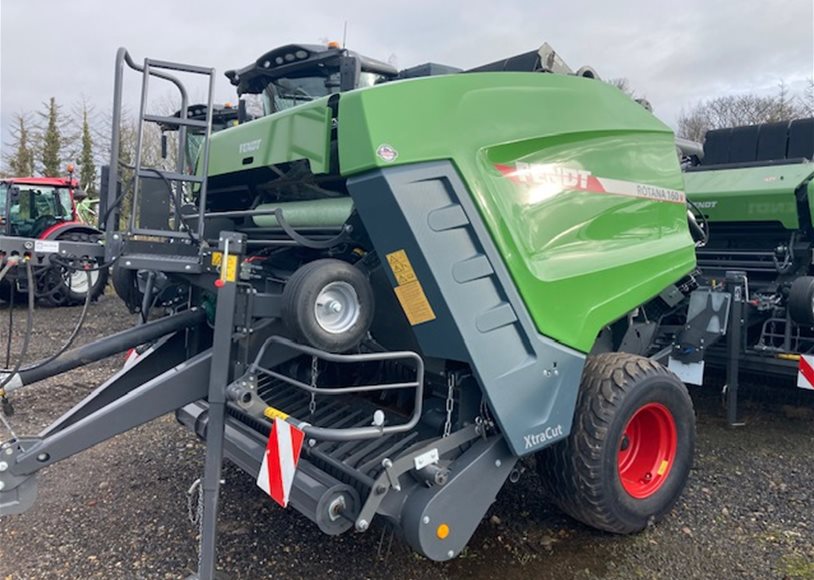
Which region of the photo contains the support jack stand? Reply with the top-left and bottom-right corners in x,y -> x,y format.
189,232 -> 245,580
724,271 -> 746,428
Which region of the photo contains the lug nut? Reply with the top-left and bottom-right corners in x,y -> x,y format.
0,461 -> 7,471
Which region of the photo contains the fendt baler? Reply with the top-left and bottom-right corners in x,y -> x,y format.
0,43 -> 702,578
678,118 -> 814,389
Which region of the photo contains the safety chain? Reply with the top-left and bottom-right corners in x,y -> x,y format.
443,372 -> 456,438
309,355 -> 319,415
187,478 -> 202,525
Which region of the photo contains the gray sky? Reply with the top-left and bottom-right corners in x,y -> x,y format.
1,0 -> 812,163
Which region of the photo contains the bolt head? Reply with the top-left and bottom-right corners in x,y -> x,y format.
357,519 -> 369,531
328,300 -> 343,313
125,261 -> 132,267
37,453 -> 49,462
4,447 -> 12,456
0,461 -> 7,471
447,550 -> 454,559
422,516 -> 430,525
0,481 -> 5,491
495,459 -> 502,468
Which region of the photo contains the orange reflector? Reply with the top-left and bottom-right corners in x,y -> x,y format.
327,40 -> 340,48
436,523 -> 450,540
656,459 -> 669,476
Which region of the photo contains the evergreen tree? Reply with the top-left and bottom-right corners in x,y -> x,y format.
39,97 -> 63,176
79,107 -> 97,193
4,114 -> 36,176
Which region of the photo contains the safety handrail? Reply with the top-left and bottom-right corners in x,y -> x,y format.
244,335 -> 425,442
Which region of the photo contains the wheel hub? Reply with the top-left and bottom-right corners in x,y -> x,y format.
617,402 -> 678,499
314,281 -> 360,334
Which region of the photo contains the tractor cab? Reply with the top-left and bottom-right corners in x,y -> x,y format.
0,177 -> 77,238
160,103 -> 242,172
225,43 -> 399,115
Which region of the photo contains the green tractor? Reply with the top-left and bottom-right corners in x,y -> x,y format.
1,42 -> 703,577
681,118 -> 814,387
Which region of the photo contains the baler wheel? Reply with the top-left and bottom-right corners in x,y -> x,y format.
788,276 -> 814,326
282,259 -> 374,352
536,352 -> 695,534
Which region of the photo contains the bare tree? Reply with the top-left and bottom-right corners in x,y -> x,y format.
3,113 -> 37,176
677,81 -> 812,142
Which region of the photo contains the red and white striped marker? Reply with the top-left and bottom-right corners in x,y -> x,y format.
256,418 -> 305,507
797,355 -> 814,390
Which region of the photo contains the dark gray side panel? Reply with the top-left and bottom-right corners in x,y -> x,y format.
347,161 -> 585,456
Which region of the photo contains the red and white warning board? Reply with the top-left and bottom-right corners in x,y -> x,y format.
256,418 -> 305,507
797,355 -> 814,390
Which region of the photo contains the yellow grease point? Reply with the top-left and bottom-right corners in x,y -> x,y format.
436,523 -> 450,540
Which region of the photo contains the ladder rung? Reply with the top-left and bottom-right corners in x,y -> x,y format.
143,114 -> 208,129
145,58 -> 213,75
138,169 -> 204,183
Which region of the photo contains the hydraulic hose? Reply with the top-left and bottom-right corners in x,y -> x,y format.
19,270 -> 93,374
0,260 -> 35,394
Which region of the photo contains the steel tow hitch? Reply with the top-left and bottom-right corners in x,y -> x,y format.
0,438 -> 40,516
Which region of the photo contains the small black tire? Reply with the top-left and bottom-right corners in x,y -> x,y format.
789,276 -> 814,325
282,259 -> 374,352
536,352 -> 695,534
111,264 -> 143,314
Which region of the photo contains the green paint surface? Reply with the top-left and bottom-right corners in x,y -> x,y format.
684,163 -> 814,229
337,74 -> 696,351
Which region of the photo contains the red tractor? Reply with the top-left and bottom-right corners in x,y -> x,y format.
0,170 -> 108,306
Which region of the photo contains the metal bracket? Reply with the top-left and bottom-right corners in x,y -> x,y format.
354,424 -> 481,533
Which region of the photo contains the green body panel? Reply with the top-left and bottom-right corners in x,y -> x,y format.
684,163 -> 814,229
205,99 -> 332,177
337,74 -> 695,352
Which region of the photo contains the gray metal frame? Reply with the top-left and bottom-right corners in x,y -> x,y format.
238,335 -> 424,441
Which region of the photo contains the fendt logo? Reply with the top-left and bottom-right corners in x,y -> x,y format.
693,201 -> 718,209
498,161 -> 592,189
238,139 -> 262,154
495,161 -> 686,204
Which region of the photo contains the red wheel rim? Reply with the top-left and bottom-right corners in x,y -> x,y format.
617,402 -> 678,499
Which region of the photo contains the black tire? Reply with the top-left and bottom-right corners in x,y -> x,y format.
789,276 -> 814,325
536,352 -> 695,534
43,231 -> 109,307
282,259 -> 374,352
111,263 -> 143,314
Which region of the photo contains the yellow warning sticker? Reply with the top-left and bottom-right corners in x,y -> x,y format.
211,251 -> 222,267
264,406 -> 289,421
394,281 -> 436,325
386,249 -> 436,326
216,254 -> 239,283
657,459 -> 670,476
386,249 -> 418,285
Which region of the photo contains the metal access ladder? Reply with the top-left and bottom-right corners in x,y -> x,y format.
106,49 -> 216,272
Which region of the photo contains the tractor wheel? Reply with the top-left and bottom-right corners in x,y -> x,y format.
788,276 -> 814,326
44,232 -> 109,307
536,352 -> 695,534
282,259 -> 374,352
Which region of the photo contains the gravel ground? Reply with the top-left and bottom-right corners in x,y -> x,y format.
1,295 -> 813,579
